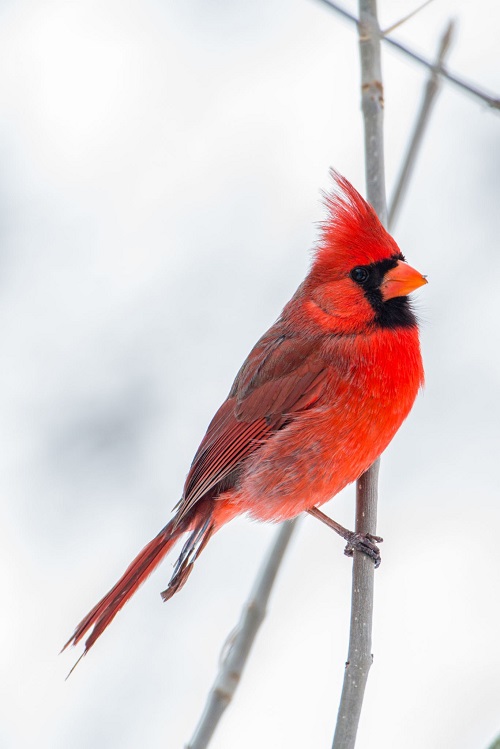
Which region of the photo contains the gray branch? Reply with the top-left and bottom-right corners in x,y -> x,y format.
333,10 -> 451,749
185,520 -> 298,749
389,20 -> 455,228
332,1 -> 385,746
315,0 -> 500,110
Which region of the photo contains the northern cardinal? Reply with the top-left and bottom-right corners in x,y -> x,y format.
64,172 -> 426,662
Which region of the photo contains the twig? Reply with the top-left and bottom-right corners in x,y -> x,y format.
332,8 -> 450,746
381,0 -> 435,37
185,520 -> 298,749
389,20 -> 455,228
315,0 -> 500,110
332,0 -> 385,746
333,466 -> 380,748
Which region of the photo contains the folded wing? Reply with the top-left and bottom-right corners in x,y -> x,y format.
175,329 -> 328,523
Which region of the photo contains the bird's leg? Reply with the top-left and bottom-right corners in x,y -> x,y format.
306,506 -> 383,568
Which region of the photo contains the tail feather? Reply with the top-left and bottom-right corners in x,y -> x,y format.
63,515 -> 195,661
161,515 -> 215,602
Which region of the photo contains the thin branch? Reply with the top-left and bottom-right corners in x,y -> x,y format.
332,0 -> 385,745
381,0 -> 434,36
315,0 -> 500,110
333,464 -> 381,748
389,20 -> 455,228
185,520 -> 298,749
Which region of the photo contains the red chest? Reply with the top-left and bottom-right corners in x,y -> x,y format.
230,326 -> 423,522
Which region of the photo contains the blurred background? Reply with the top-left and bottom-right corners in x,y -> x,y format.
1,0 -> 499,747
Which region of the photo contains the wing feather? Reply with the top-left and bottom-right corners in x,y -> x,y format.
174,329 -> 327,523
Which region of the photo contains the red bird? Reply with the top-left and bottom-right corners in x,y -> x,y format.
64,172 -> 426,661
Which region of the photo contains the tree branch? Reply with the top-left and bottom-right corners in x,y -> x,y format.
185,520 -> 298,749
381,0 -> 434,37
333,9 -> 451,748
315,0 -> 500,110
389,20 -> 455,228
332,0 -> 385,745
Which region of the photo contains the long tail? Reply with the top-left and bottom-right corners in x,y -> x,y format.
63,508 -> 215,667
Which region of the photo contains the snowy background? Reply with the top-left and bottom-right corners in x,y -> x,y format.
1,1 -> 499,747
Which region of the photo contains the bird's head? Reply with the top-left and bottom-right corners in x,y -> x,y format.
302,171 -> 427,335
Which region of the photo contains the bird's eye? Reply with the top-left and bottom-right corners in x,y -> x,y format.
350,267 -> 369,284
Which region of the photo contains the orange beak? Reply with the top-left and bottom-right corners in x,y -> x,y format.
381,262 -> 427,300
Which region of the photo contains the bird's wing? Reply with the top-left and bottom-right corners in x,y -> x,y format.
174,330 -> 328,523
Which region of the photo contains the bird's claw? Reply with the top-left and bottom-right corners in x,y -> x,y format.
344,532 -> 383,568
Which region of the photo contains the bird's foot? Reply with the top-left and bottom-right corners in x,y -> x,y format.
306,506 -> 383,568
343,532 -> 383,568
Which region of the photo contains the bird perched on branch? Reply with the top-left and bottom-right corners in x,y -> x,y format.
64,172 -> 426,665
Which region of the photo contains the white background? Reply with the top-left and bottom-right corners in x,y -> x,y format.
1,1 -> 499,747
